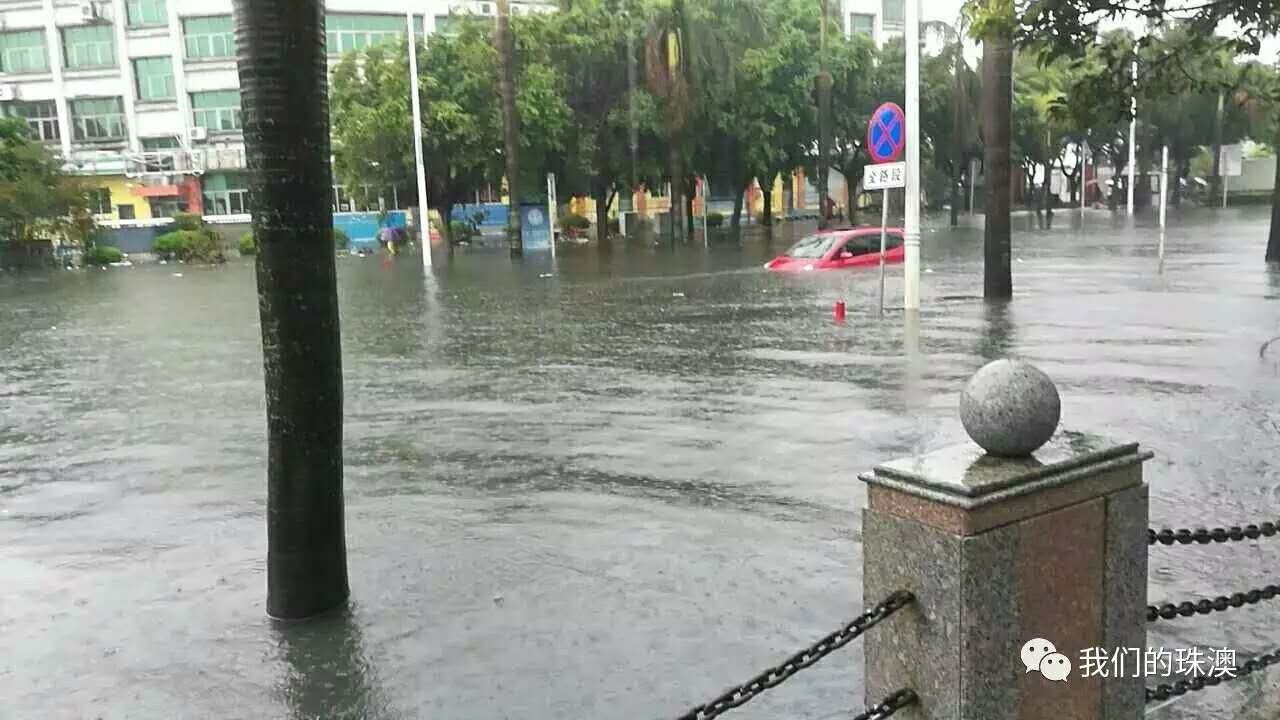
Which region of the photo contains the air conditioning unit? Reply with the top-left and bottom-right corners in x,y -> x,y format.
189,126 -> 208,141
0,85 -> 18,102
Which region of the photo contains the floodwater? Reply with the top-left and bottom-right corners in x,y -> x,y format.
2,208 -> 1279,719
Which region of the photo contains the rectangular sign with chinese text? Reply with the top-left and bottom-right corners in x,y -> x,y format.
863,161 -> 906,190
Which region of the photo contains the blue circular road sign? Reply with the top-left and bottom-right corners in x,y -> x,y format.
867,102 -> 906,164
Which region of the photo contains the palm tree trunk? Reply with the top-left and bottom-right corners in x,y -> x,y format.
1042,162 -> 1053,229
593,183 -> 610,248
495,0 -> 522,256
981,29 -> 1013,299
234,0 -> 348,620
762,178 -> 773,226
667,141 -> 685,245
1268,120 -> 1280,262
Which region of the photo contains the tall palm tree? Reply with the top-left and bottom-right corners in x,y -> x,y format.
232,0 -> 349,619
924,19 -> 976,228
976,9 -> 1013,298
495,0 -> 522,255
645,0 -> 763,245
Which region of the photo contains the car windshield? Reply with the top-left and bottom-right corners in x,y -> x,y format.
784,234 -> 836,259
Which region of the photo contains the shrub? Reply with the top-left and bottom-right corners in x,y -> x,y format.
153,229 -> 226,264
83,245 -> 123,266
561,212 -> 590,231
706,211 -> 725,228
171,212 -> 203,231
332,227 -> 350,249
448,220 -> 475,243
238,233 -> 257,255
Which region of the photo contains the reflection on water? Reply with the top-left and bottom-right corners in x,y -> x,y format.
2,210 -> 1279,719
275,606 -> 392,720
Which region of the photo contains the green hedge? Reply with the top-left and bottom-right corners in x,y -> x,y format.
706,211 -> 725,228
83,245 -> 124,265
153,229 -> 226,264
561,212 -> 590,231
238,228 -> 353,253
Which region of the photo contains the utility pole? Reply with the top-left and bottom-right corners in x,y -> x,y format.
495,0 -> 522,256
1127,60 -> 1137,216
904,0 -> 921,310
816,0 -> 832,230
407,13 -> 431,268
234,0 -> 349,620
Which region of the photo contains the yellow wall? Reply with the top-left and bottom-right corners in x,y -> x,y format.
89,176 -> 154,222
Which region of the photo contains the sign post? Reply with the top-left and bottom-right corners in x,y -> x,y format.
546,172 -> 557,259
1220,144 -> 1242,209
866,102 -> 907,315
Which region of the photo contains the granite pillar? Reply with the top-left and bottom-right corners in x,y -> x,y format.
861,433 -> 1151,720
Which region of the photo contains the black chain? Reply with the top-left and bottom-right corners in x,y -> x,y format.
1146,649 -> 1280,703
1147,585 -> 1280,623
673,590 -> 915,720
849,689 -> 918,720
1148,522 -> 1278,546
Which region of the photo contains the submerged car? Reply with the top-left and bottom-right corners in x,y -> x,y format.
765,227 -> 905,272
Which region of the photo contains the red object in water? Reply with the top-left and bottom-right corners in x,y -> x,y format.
834,301 -> 847,321
765,227 -> 906,273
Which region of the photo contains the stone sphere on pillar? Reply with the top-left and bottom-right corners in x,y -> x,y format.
959,359 -> 1061,457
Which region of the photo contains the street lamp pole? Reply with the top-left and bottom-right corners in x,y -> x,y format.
903,0 -> 921,310
1127,60 -> 1137,217
407,13 -> 432,268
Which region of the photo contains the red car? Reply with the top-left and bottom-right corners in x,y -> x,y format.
765,227 -> 905,272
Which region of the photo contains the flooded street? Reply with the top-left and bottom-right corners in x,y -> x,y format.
3,208 -> 1280,719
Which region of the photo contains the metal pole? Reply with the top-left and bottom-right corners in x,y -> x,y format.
879,188 -> 889,314
903,0 -> 921,310
407,13 -> 432,268
701,176 -> 709,246
1158,145 -> 1168,265
969,157 -> 977,215
1081,142 -> 1088,213
547,172 -> 557,259
1127,60 -> 1137,217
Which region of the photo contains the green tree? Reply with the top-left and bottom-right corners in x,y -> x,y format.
1019,0 -> 1280,260
330,21 -> 568,246
0,117 -> 90,249
644,0 -> 763,244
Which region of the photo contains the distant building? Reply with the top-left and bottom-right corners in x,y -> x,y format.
0,0 -> 551,227
842,0 -> 904,46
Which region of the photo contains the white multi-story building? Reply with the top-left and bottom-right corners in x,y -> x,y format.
842,0 -> 904,45
0,0 -> 549,225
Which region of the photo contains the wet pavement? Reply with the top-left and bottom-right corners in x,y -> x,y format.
2,207 -> 1279,719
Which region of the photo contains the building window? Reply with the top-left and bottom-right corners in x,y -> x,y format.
190,90 -> 241,132
70,97 -> 126,141
126,0 -> 167,27
882,0 -> 904,30
133,57 -> 174,101
850,13 -> 874,37
2,100 -> 60,141
141,136 -> 179,150
183,16 -> 233,60
117,203 -> 136,220
149,198 -> 184,217
62,25 -> 117,69
203,173 -> 248,215
325,14 -> 406,55
0,30 -> 50,73
88,188 -> 112,214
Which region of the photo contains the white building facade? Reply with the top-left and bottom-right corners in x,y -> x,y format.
841,0 -> 904,45
0,0 -> 548,225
